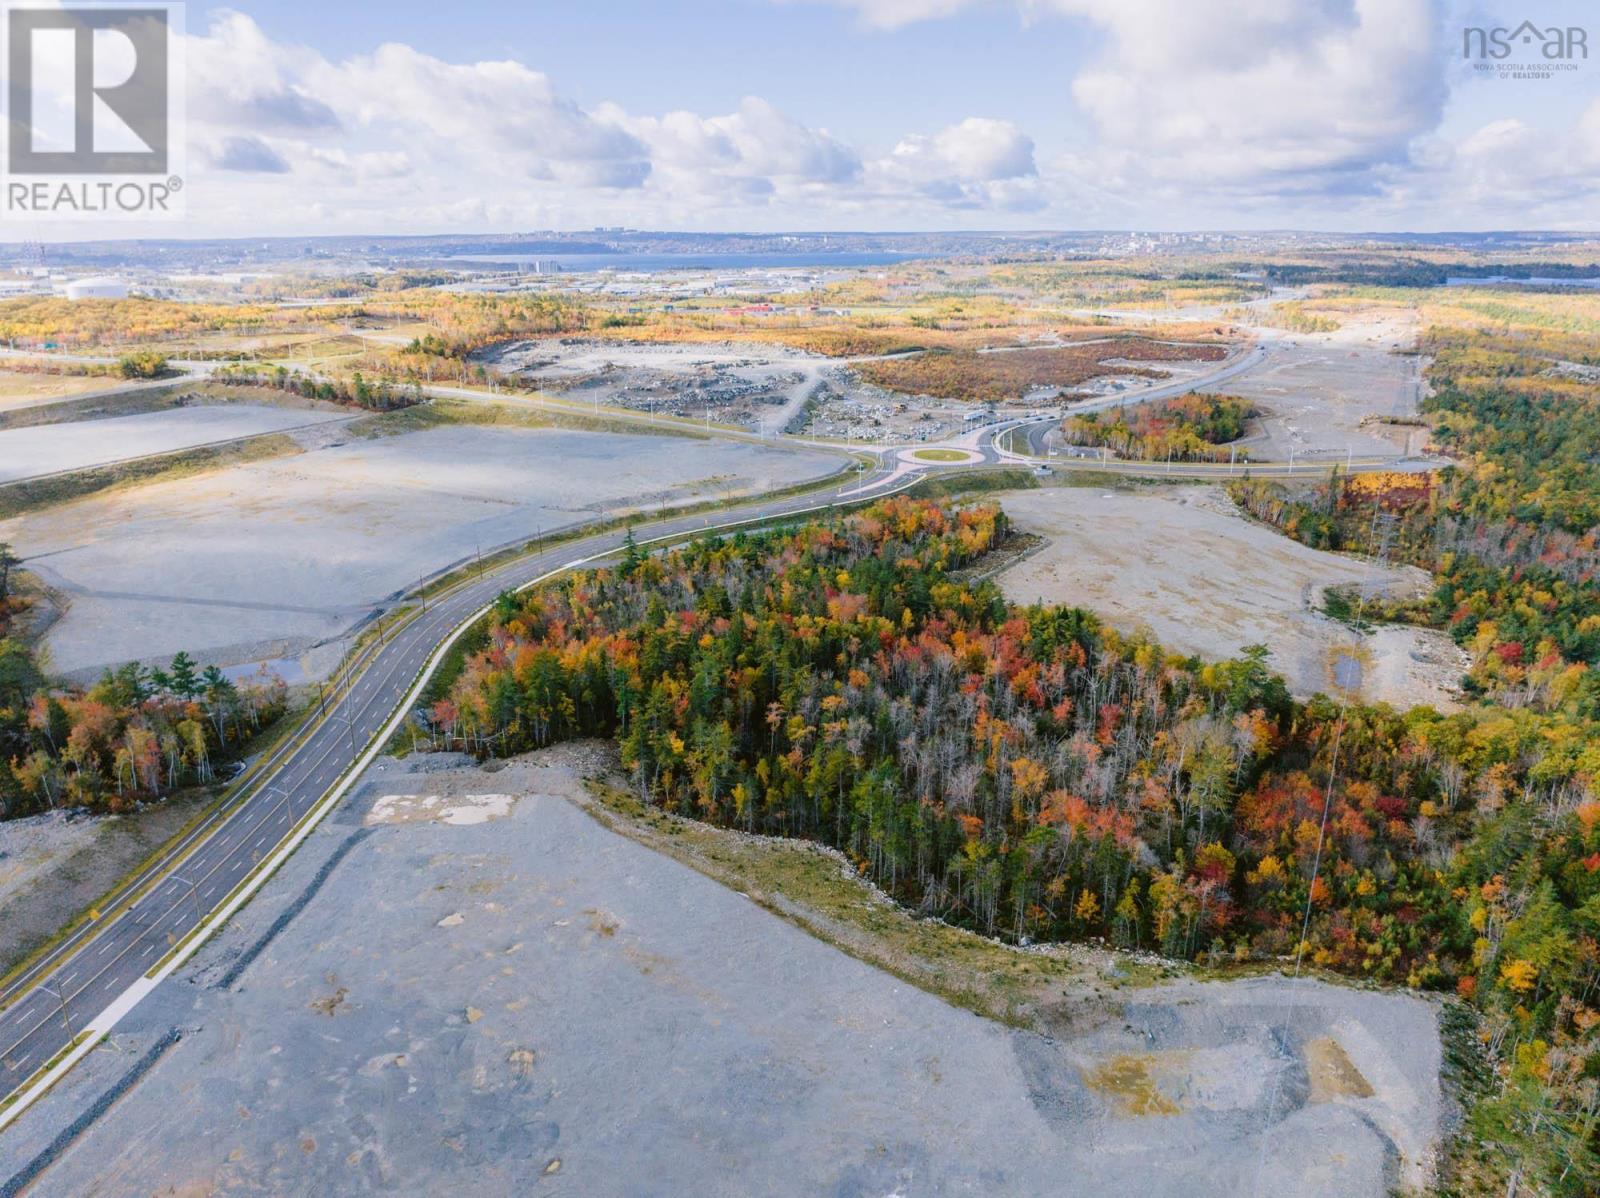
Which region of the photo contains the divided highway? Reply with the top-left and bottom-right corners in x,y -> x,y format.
0,452 -> 902,1115
0,338 -> 1428,1121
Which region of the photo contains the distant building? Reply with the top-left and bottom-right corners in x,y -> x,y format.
64,276 -> 129,300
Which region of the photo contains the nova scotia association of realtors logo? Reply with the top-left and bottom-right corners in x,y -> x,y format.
3,2 -> 186,220
1462,19 -> 1589,80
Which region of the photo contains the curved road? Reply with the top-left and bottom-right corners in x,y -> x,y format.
0,452 -> 906,1116
1005,344 -> 1268,458
0,337 -> 1430,1120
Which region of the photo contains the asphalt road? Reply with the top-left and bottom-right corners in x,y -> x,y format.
0,339 -> 1432,1113
1004,345 -> 1268,458
0,452 -> 902,1105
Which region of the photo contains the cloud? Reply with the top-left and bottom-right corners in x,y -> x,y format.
210,134 -> 290,173
814,0 -> 1447,197
311,43 -> 652,188
814,0 -> 983,29
172,12 -> 1041,230
1403,99 -> 1600,221
620,97 -> 862,195
1062,0 -> 1447,194
868,117 -> 1040,208
188,12 -> 341,132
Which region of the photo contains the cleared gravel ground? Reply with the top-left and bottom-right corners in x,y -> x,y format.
0,748 -> 1442,1197
995,486 -> 1466,708
1,425 -> 840,680
0,792 -> 215,976
1205,315 -> 1425,461
0,403 -> 353,482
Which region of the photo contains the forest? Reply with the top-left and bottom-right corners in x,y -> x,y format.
429,494 -> 1598,1194
1061,392 -> 1254,462
1229,331 -> 1600,711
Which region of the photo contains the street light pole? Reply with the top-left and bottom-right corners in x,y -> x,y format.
173,874 -> 203,927
41,984 -> 74,1040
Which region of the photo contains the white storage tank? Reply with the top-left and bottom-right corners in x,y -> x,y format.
64,276 -> 129,300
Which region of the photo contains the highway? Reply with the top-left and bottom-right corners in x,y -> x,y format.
0,336 -> 1436,1123
0,450 -> 903,1115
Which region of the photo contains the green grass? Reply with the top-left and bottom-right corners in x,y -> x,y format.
903,466 -> 1038,500
911,448 -> 972,462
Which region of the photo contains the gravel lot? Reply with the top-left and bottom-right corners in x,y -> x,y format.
996,486 -> 1465,708
488,339 -> 834,436
2,425 -> 840,680
0,748 -> 1443,1197
0,403 -> 353,482
1205,315 -> 1425,461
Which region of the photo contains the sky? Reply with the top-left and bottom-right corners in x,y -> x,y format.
8,0 -> 1600,238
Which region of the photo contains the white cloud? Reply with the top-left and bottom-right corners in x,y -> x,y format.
818,0 -> 1448,196
868,118 -> 1041,208
309,43 -> 651,188
815,0 -> 983,28
170,12 -> 1039,232
620,97 -> 862,193
1061,0 -> 1447,193
189,12 -> 340,132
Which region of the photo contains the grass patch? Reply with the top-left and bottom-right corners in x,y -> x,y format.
911,448 -> 972,462
0,381 -> 186,431
1322,584 -> 1376,632
904,466 -> 1038,500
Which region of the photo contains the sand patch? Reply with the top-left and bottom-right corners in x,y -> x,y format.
365,793 -> 516,827
1306,1036 -> 1375,1103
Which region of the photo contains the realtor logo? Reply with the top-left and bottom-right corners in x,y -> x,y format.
1462,20 -> 1588,61
3,2 -> 186,220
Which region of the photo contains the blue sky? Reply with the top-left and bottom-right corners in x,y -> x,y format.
14,0 -> 1600,237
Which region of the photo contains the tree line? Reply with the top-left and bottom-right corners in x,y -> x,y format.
0,550 -> 285,817
426,496 -> 1600,1193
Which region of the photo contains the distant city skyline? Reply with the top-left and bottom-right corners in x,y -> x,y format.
5,0 -> 1598,240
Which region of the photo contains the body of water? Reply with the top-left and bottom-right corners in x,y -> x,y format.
444,250 -> 919,273
1444,275 -> 1600,288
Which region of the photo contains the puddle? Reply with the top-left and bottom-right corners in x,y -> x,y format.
1330,651 -> 1362,690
